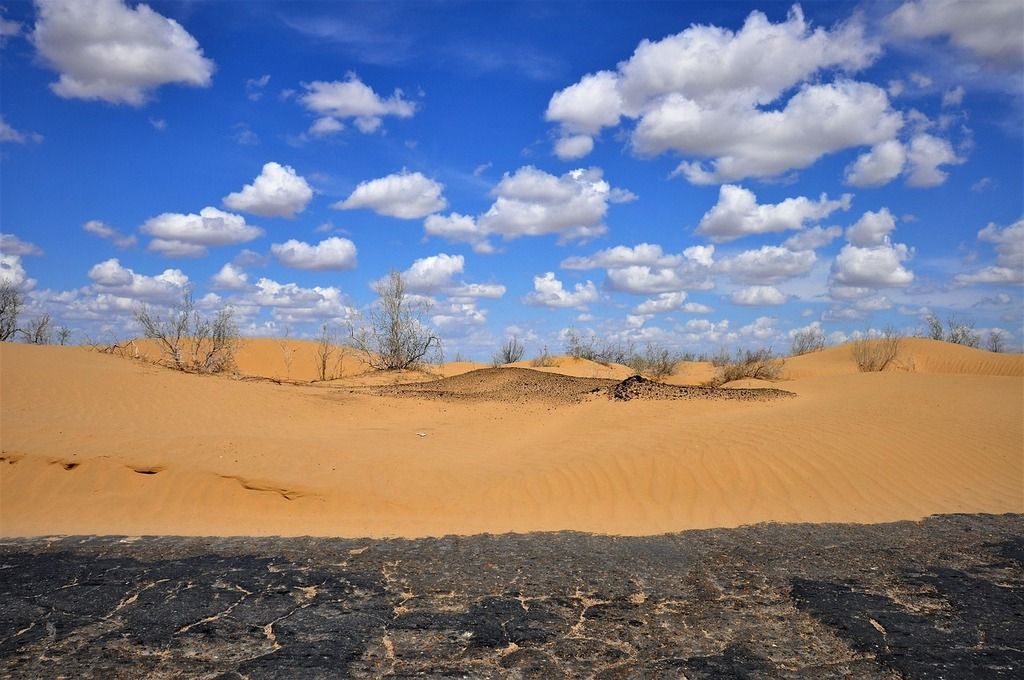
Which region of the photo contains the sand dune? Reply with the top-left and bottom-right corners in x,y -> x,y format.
1,341 -> 1021,537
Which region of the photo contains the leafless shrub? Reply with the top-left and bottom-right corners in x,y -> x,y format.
277,327 -> 296,379
706,348 -> 784,386
851,327 -> 902,372
628,344 -> 682,380
923,313 -> 981,348
0,281 -> 22,341
21,313 -> 52,344
315,323 -> 343,381
348,270 -> 442,370
987,329 -> 1006,353
790,326 -> 826,356
134,291 -> 240,373
530,344 -> 557,367
493,336 -> 525,366
564,328 -> 634,366
924,313 -> 944,341
57,326 -> 71,346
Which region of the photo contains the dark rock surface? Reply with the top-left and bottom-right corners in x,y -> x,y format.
1,514 -> 1021,678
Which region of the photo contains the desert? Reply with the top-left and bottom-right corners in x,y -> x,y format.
2,337 -> 1021,538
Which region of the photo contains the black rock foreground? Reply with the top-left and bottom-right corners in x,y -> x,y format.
1,514 -> 1021,679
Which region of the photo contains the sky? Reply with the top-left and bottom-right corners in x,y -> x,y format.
1,0 -> 1022,360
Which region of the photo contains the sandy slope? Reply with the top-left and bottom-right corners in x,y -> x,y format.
1,341 -> 1021,537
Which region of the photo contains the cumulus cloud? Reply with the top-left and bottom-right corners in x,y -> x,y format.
32,0 -> 214,105
223,162 -> 314,218
299,73 -> 415,134
633,291 -> 687,315
0,255 -> 34,289
831,243 -> 914,287
424,213 -> 494,254
211,263 -> 248,290
335,170 -> 446,219
545,7 -> 896,182
782,225 -> 843,251
247,277 -> 355,324
955,219 -> 1024,285
740,316 -> 778,340
887,0 -> 1024,67
845,208 -> 897,247
522,272 -> 598,309
553,134 -> 595,160
561,243 -> 682,270
905,133 -> 963,187
83,220 -> 137,249
0,233 -> 43,256
140,207 -> 262,257
271,237 -> 357,271
88,258 -> 188,303
402,253 -> 465,293
731,285 -> 788,306
718,246 -> 817,284
844,139 -> 907,187
0,116 -> 42,144
696,184 -> 851,242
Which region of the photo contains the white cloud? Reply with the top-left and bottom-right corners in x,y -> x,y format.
740,316 -> 778,340
246,74 -> 270,101
523,272 -> 598,309
247,277 -> 355,324
0,116 -> 42,144
32,0 -> 214,105
447,282 -> 507,302
403,253 -> 465,293
561,243 -> 682,270
844,139 -> 907,187
905,133 -> 963,187
845,208 -> 897,247
731,285 -> 788,306
0,233 -> 43,256
335,170 -> 446,219
832,243 -> 914,287
424,213 -> 494,254
82,219 -> 137,249
697,184 -> 851,242
955,219 -> 1024,285
887,0 -> 1024,67
942,85 -> 965,107
211,263 -> 248,290
308,116 -> 344,137
0,15 -> 20,46
271,237 -> 357,271
633,291 -> 687,315
88,258 -> 188,303
140,207 -> 262,257
223,162 -> 314,218
546,7 -> 895,181
782,225 -> 842,251
553,134 -> 595,160
605,266 -> 696,295
0,255 -> 33,289
718,246 -> 817,284
299,73 -> 415,134
478,166 -> 634,244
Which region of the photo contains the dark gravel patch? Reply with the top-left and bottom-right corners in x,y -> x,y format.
1,513 -> 1020,678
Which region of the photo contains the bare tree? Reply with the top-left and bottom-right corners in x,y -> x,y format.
945,315 -> 980,348
790,326 -> 826,356
21,313 -> 52,344
987,329 -> 1006,353
493,336 -> 525,366
314,323 -> 342,381
924,313 -> 944,341
0,281 -> 22,341
57,326 -> 71,346
348,270 -> 442,370
852,327 -> 902,372
278,326 -> 295,379
134,291 -> 240,373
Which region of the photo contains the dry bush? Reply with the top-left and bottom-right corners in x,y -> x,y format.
21,313 -> 52,345
987,329 -> 1006,353
790,326 -> 826,356
851,328 -> 902,372
314,323 -> 344,381
57,326 -> 71,345
493,336 -> 525,366
628,344 -> 682,380
134,291 -> 240,373
564,328 -> 634,366
348,270 -> 442,370
706,348 -> 783,386
530,344 -> 557,367
923,313 -> 981,348
0,281 -> 22,341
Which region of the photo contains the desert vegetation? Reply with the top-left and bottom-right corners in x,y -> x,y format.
492,336 -> 525,366
0,281 -> 22,341
627,343 -> 683,379
563,329 -> 685,378
314,323 -> 344,381
706,347 -> 784,386
348,270 -> 442,371
530,345 -> 557,368
134,291 -> 240,373
790,326 -> 826,356
987,329 -> 1006,353
851,327 -> 903,372
924,313 -> 981,348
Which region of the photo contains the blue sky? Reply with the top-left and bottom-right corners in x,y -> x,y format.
1,0 -> 1021,359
